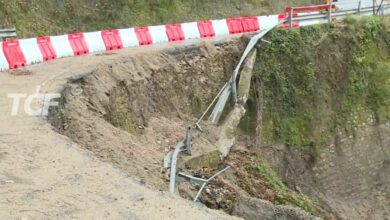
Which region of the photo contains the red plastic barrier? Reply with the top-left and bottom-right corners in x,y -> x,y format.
2,40 -> 27,69
241,16 -> 260,32
37,36 -> 57,61
197,20 -> 215,38
101,29 -> 123,51
68,33 -> 89,56
166,24 -> 185,42
285,4 -> 336,13
134,27 -> 153,45
226,18 -> 244,34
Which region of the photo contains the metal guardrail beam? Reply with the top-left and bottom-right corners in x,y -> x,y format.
164,1 -> 390,196
289,4 -> 390,23
0,28 -> 17,40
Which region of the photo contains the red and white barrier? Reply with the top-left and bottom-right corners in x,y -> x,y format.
211,19 -> 230,37
198,20 -> 215,38
0,43 -> 9,70
37,36 -> 57,61
118,28 -> 139,48
135,27 -> 153,46
2,3 -> 362,71
166,24 -> 185,42
181,22 -> 201,40
2,40 -> 27,69
19,38 -> 43,65
84,31 -> 106,53
242,17 -> 260,32
149,25 -> 169,44
258,15 -> 279,31
50,35 -> 74,58
68,33 -> 89,56
102,29 -> 123,50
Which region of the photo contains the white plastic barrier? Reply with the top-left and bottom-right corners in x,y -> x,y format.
118,28 -> 139,48
0,43 -> 9,70
84,31 -> 106,53
149,25 -> 169,44
211,19 -> 230,37
19,38 -> 44,65
181,22 -> 201,40
50,35 -> 74,58
258,15 -> 279,31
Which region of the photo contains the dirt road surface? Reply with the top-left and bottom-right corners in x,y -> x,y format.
0,41 -> 241,220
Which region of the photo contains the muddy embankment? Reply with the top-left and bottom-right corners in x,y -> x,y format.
48,38 -> 246,190
49,16 -> 390,220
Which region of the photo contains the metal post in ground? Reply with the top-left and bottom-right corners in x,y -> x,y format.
289,7 -> 293,29
376,0 -> 384,15
328,2 -> 333,23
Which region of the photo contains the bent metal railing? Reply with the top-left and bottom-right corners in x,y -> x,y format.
164,1 -> 390,199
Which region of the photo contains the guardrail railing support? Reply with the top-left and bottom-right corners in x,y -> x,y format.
328,3 -> 333,23
289,7 -> 294,29
376,0 -> 384,15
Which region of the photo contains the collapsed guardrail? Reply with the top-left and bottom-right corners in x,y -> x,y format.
162,1 -> 390,200
164,19 -> 281,196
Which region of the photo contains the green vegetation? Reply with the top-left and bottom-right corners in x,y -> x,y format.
105,88 -> 138,135
242,16 -> 390,148
0,0 -> 319,37
245,160 -> 314,213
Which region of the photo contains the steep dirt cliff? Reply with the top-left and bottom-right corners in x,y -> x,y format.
244,16 -> 390,219
47,16 -> 390,220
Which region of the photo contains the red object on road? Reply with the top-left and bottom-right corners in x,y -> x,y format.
37,36 -> 57,61
241,16 -> 260,32
197,20 -> 215,38
102,29 -> 123,51
166,24 -> 185,42
226,18 -> 244,34
134,27 -> 153,45
68,33 -> 89,56
2,40 -> 27,69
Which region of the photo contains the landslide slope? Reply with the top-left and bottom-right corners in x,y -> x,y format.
47,16 -> 390,220
242,16 -> 390,219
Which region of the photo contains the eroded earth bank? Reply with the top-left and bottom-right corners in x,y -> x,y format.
47,16 -> 389,220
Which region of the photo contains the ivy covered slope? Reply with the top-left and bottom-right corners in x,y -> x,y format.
243,16 -> 389,149
0,0 -> 320,37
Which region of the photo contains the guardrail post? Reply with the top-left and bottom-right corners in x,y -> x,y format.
376,0 -> 384,15
328,3 -> 332,23
358,0 -> 362,15
289,7 -> 293,29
